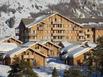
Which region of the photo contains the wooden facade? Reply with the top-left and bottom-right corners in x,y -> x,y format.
16,13 -> 103,44
65,48 -> 93,65
43,41 -> 61,57
4,47 -> 47,67
30,43 -> 51,57
2,37 -> 23,46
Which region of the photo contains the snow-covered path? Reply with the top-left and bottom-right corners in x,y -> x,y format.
33,58 -> 70,77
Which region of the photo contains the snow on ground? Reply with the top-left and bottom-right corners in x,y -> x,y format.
0,0 -> 70,38
0,65 -> 11,77
33,58 -> 70,77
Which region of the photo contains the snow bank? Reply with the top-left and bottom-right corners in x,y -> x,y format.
0,65 -> 11,77
33,58 -> 70,77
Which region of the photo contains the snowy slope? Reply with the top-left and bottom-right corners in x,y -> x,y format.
0,0 -> 70,38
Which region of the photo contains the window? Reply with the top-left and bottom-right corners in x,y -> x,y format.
51,21 -> 53,24
79,36 -> 84,39
53,24 -> 56,27
37,25 -> 43,30
27,52 -> 29,55
55,18 -> 57,22
24,52 -> 26,55
59,24 -> 62,28
79,30 -> 83,33
33,36 -> 36,39
35,45 -> 39,49
53,36 -> 56,39
58,36 -> 63,39
31,30 -> 36,34
87,29 -> 90,32
87,34 -> 90,38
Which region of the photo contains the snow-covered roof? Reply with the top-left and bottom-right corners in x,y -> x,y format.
22,14 -> 52,28
0,36 -> 22,44
68,46 -> 92,58
4,41 -> 51,58
20,12 -> 82,28
71,18 -> 103,29
30,48 -> 48,57
22,41 -> 51,50
4,46 -> 29,58
61,41 -> 96,59
60,44 -> 81,53
0,43 -> 18,54
0,36 -> 12,43
22,41 -> 37,47
39,40 -> 61,48
60,41 -> 72,47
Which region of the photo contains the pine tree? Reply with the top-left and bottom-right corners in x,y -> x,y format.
8,64 -> 22,77
63,68 -> 84,77
8,59 -> 38,77
19,60 -> 38,77
93,36 -> 103,76
52,67 -> 59,77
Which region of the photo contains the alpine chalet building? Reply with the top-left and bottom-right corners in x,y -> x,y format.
16,12 -> 103,43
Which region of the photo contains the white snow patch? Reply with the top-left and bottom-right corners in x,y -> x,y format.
0,65 -> 11,77
0,43 -> 18,53
33,58 -> 70,77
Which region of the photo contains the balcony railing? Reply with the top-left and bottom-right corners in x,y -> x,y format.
52,33 -> 65,36
52,39 -> 64,42
29,33 -> 36,36
52,27 -> 65,30
78,33 -> 85,36
23,55 -> 34,59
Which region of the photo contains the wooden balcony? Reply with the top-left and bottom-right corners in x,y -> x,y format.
29,33 -> 36,36
52,27 -> 65,30
52,21 -> 61,24
78,33 -> 85,36
52,39 -> 64,42
29,39 -> 37,42
52,33 -> 65,36
23,55 -> 34,59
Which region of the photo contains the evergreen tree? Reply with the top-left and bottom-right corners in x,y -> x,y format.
64,68 -> 84,77
8,64 -> 22,77
93,36 -> 103,76
52,67 -> 59,77
8,59 -> 38,77
83,36 -> 103,77
19,60 -> 38,77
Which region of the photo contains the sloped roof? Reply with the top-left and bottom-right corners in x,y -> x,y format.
68,46 -> 92,58
29,48 -> 48,58
59,41 -> 72,47
40,40 -> 61,48
22,41 -> 51,50
61,44 -> 81,54
0,36 -> 23,44
21,18 -> 34,25
61,41 -> 95,59
71,18 -> 103,29
4,46 -> 28,58
21,14 -> 52,28
71,18 -> 103,24
0,43 -> 18,54
22,41 -> 37,47
21,12 -> 82,28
